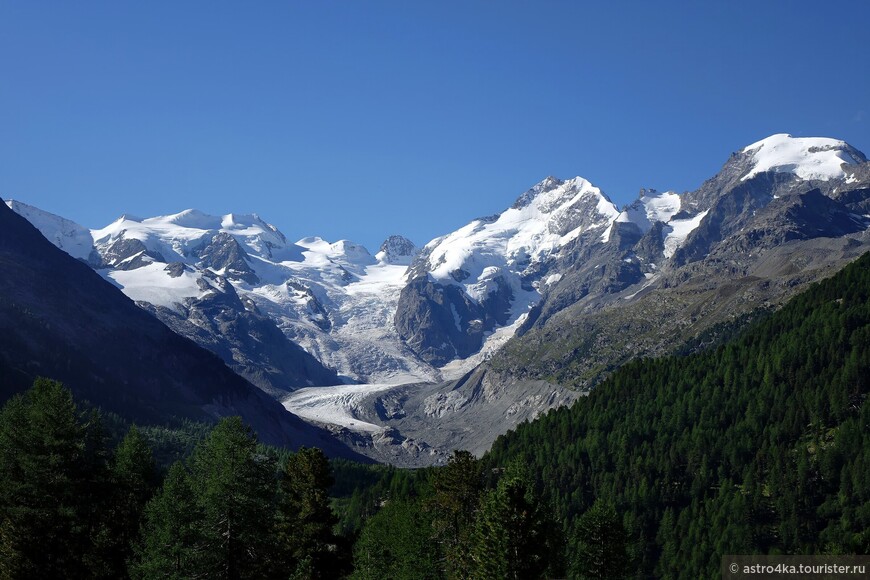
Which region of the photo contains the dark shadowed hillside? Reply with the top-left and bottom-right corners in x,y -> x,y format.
0,198 -> 356,455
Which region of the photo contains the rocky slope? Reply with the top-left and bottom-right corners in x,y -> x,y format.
395,176 -> 619,366
488,135 -> 870,388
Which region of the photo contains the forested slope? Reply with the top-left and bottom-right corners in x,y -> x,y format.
486,251 -> 870,577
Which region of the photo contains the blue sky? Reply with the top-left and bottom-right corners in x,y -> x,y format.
2,1 -> 868,252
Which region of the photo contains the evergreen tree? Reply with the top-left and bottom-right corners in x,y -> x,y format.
189,416 -> 277,579
484,251 -> 870,576
570,499 -> 628,579
91,425 -> 157,578
429,450 -> 483,578
272,447 -> 343,579
0,378 -> 101,579
352,499 -> 440,580
130,461 -> 201,579
471,462 -> 562,579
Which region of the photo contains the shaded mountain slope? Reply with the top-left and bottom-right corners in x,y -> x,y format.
0,198 -> 357,455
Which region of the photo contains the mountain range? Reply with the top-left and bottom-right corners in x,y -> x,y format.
4,133 -> 870,465
0,199 -> 361,457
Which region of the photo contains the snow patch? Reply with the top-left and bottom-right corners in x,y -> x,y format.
615,190 -> 681,233
6,200 -> 96,261
105,262 -> 206,312
544,273 -> 563,285
662,210 -> 709,258
741,134 -> 858,182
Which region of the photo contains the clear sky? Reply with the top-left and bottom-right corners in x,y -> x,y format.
2,1 -> 868,252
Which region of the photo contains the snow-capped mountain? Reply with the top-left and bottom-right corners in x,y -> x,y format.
9,134 -> 869,388
376,235 -> 417,265
7,133 -> 870,465
395,176 -> 621,367
740,133 -> 865,182
4,200 -> 103,266
490,133 -> 870,390
6,202 -> 439,388
0,199 -> 357,455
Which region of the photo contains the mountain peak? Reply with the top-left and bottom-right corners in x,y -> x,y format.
511,176 -> 565,209
741,133 -> 866,182
158,208 -> 222,229
376,235 -> 417,265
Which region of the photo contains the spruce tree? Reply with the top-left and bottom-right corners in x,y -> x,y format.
272,447 -> 342,579
189,416 -> 277,579
91,425 -> 157,578
352,499 -> 440,580
0,378 -> 99,579
570,499 -> 628,579
130,461 -> 201,579
471,462 -> 562,579
430,450 -> 483,578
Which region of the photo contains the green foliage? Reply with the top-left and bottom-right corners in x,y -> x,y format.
91,426 -> 158,578
351,498 -> 440,580
130,462 -> 201,579
0,377 -> 105,578
0,381 -> 354,579
486,251 -> 870,576
470,461 -> 564,579
188,416 -> 277,579
570,499 -> 628,579
272,447 -> 345,578
330,458 -> 432,537
429,450 -> 484,578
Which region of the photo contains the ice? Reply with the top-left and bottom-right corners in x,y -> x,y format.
5,200 -> 96,262
662,210 -> 709,258
615,190 -> 681,233
282,383 -> 402,433
106,262 -> 206,312
741,134 -> 859,182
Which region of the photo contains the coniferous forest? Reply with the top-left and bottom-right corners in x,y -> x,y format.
1,252 -> 868,579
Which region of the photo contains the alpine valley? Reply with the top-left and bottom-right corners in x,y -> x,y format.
5,133 -> 870,465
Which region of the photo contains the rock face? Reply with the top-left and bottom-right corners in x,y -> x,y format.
142,272 -> 338,398
194,232 -> 260,284
394,275 -> 512,364
395,176 -> 619,366
489,135 -> 870,390
376,235 -> 417,265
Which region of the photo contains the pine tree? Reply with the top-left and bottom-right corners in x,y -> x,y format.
570,499 -> 628,579
130,461 -> 202,579
0,378 -> 99,579
189,416 -> 277,579
272,447 -> 342,579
